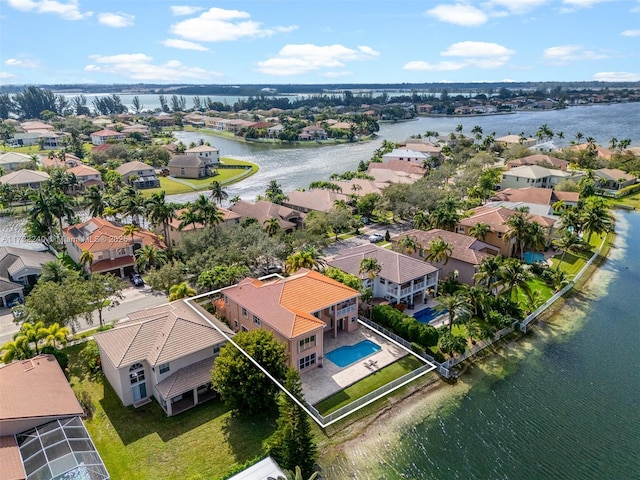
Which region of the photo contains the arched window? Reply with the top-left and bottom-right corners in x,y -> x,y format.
129,363 -> 145,385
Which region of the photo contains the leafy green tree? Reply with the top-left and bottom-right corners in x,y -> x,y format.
212,330 -> 289,414
145,261 -> 186,296
86,274 -> 124,327
265,180 -> 288,204
168,282 -> 197,301
438,330 -> 468,359
24,278 -> 89,328
135,245 -> 167,272
209,180 -> 228,205
265,369 -> 317,478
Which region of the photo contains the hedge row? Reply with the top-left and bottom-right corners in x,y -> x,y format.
371,304 -> 439,350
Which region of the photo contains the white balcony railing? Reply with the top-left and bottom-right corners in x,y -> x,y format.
336,304 -> 356,317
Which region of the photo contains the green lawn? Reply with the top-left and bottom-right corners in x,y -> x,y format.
313,355 -> 423,415
65,344 -> 275,480
513,277 -> 554,306
549,232 -> 606,277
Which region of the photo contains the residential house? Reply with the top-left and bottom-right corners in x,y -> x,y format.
565,143 -> 612,160
507,154 -> 569,171
0,246 -> 56,305
218,269 -> 360,372
152,112 -> 174,127
382,148 -> 430,164
500,165 -> 578,190
594,168 -> 637,190
416,104 -> 433,114
495,134 -> 537,148
492,187 -> 580,210
184,145 -> 220,163
6,132 -> 41,147
299,125 -> 326,141
66,165 -> 104,189
266,124 -> 284,138
0,170 -> 50,190
327,244 -> 440,307
63,217 -> 166,277
229,200 -> 305,232
401,229 -> 501,285
282,190 -> 349,213
90,129 -> 125,146
20,121 -> 53,133
94,300 -> 232,416
164,206 -> 241,246
168,155 -> 215,179
368,159 -> 428,177
116,161 -> 160,189
367,168 -> 424,185
0,152 -> 33,171
456,206 -> 556,257
0,355 -> 109,480
40,153 -> 82,170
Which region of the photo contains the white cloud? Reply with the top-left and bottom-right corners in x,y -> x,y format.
487,0 -> 549,14
0,72 -> 18,79
170,5 -> 204,16
562,0 -> 611,7
6,0 -> 91,20
170,7 -> 296,42
403,60 -> 466,72
425,3 -> 488,26
621,29 -> 640,37
5,58 -> 38,68
85,53 -> 222,82
256,44 -> 379,76
543,44 -> 608,64
98,12 -> 134,28
404,41 -> 514,72
162,39 -> 208,51
593,71 -> 640,81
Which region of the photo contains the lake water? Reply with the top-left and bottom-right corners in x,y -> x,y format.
321,210 -> 640,479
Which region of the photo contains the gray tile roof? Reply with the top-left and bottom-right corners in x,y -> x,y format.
94,300 -> 232,368
327,244 -> 438,284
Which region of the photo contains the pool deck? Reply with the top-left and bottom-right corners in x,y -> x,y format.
301,327 -> 408,405
405,299 -> 448,328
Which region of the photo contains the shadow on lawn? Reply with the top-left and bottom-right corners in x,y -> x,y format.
221,411 -> 278,463
99,382 -> 231,445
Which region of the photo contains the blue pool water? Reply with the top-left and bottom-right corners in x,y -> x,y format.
325,340 -> 381,367
413,306 -> 444,324
523,251 -> 546,264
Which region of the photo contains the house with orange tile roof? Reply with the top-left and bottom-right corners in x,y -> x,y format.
40,152 -> 83,170
0,355 -> 109,480
66,164 -> 103,189
217,269 -> 360,372
94,300 -> 232,415
282,189 -> 349,213
507,154 -> 569,171
327,244 -> 440,307
456,206 -> 556,257
90,128 -> 124,145
399,229 -> 500,285
62,217 -> 166,276
229,199 -> 305,233
162,206 -> 241,246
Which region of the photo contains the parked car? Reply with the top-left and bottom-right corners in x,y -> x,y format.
368,233 -> 384,243
129,272 -> 144,287
262,264 -> 283,275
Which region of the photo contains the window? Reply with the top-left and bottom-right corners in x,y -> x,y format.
242,307 -> 247,317
253,315 -> 261,326
129,363 -> 145,384
299,353 -> 316,370
351,316 -> 356,323
224,296 -> 229,305
159,363 -> 170,374
298,335 -> 316,352
234,320 -> 238,328
497,232 -> 503,239
116,247 -> 126,256
242,325 -> 248,332
213,345 -> 220,355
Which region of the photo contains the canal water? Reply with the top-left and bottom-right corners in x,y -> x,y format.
321,210 -> 640,480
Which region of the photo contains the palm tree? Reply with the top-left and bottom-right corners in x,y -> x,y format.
435,291 -> 470,332
503,210 -> 531,259
473,254 -> 504,293
413,211 -> 429,230
499,258 -> 533,299
265,180 -> 287,204
581,197 -> 613,242
552,232 -> 583,267
397,235 -> 419,255
278,466 -> 319,480
18,321 -> 48,355
438,330 -> 468,359
359,257 -> 381,280
145,191 -> 176,246
0,336 -> 32,363
177,207 -> 200,230
168,282 -> 197,301
524,221 -> 548,254
263,218 -> 280,237
40,259 -> 76,284
42,322 -> 70,349
85,185 -> 106,217
285,247 -> 325,274
122,224 -> 140,249
135,245 -> 168,272
425,237 -> 453,265
469,222 -> 492,242
79,249 -> 95,272
546,267 -> 570,292
209,180 -> 228,205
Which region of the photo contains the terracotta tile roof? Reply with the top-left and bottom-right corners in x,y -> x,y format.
63,217 -> 165,254
492,187 -> 554,205
67,164 -> 101,177
222,269 -> 359,339
460,205 -> 556,232
368,159 -> 427,176
91,128 -> 121,137
0,170 -> 50,185
229,200 -> 302,230
0,355 -> 83,421
566,143 -> 612,159
327,244 -> 438,284
90,255 -> 135,273
552,191 -> 579,203
507,154 -> 569,170
94,300 -> 232,368
0,436 -> 25,480
403,229 -> 499,265
115,160 -> 155,176
283,190 -> 349,212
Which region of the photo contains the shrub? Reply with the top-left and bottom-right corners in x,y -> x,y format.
418,324 -> 439,348
410,342 -> 425,356
80,341 -> 102,374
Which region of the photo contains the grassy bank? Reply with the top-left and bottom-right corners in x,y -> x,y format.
65,344 -> 275,480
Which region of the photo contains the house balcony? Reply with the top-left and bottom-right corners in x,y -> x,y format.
336,304 -> 356,318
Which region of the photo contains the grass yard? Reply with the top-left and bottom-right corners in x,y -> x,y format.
65,344 -> 276,480
550,232 -> 606,277
313,355 -> 423,415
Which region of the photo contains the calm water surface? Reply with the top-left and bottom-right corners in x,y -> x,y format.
322,210 -> 640,480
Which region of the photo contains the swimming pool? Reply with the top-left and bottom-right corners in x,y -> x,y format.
523,251 -> 546,264
325,340 -> 381,368
413,306 -> 445,324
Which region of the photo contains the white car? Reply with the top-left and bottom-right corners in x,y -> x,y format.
368,233 -> 384,243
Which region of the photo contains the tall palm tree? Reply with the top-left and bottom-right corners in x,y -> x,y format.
145,191 -> 176,246
359,257 -> 381,280
469,222 -> 492,242
425,237 -> 453,265
168,282 -> 197,301
474,255 -> 504,293
499,258 -> 533,299
42,323 -> 70,349
438,330 -> 468,359
79,249 -> 95,272
552,232 -> 583,267
18,321 -> 48,355
503,210 -> 531,259
413,211 -> 429,230
122,224 -> 140,250
581,197 -> 613,242
40,259 -> 76,284
209,180 -> 229,206
524,222 -> 548,254
177,208 -> 200,231
0,336 -> 32,363
263,218 -> 280,237
135,245 -> 168,272
85,185 -> 106,217
285,247 -> 325,274
397,235 -> 419,255
435,291 -> 470,332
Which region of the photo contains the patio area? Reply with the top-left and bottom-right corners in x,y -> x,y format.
301,326 -> 408,405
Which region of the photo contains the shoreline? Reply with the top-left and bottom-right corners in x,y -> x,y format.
316,226 -> 618,477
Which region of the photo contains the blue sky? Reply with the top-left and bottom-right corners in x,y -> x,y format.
1,0 -> 639,85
